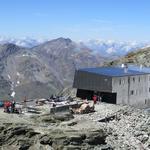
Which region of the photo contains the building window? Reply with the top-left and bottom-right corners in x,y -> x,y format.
130,90 -> 134,95
128,78 -> 130,83
149,88 -> 150,92
122,79 -> 125,84
119,79 -> 121,85
135,90 -> 138,95
139,88 -> 143,94
139,77 -> 140,82
133,77 -> 135,82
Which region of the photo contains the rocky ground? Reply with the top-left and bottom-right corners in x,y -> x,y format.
0,102 -> 149,150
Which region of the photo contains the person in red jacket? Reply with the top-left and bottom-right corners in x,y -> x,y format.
4,101 -> 12,113
92,95 -> 97,104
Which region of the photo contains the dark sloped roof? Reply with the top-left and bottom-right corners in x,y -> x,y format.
79,67 -> 149,77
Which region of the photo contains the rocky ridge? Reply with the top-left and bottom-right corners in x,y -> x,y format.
108,46 -> 150,67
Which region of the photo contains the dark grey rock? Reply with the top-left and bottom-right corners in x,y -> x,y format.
39,135 -> 52,145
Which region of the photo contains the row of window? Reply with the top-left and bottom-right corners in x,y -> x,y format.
118,76 -> 147,85
130,88 -> 150,95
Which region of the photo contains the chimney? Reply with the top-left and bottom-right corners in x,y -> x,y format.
121,64 -> 125,68
140,64 -> 143,71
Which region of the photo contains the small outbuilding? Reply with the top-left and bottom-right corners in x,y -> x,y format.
73,67 -> 150,108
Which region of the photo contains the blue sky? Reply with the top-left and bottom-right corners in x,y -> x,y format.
0,0 -> 150,41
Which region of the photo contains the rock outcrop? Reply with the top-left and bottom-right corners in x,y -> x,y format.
108,46 -> 150,67
0,123 -> 108,150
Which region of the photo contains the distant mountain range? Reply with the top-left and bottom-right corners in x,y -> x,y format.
0,37 -> 150,56
0,38 -> 105,100
84,40 -> 150,57
0,37 -> 46,48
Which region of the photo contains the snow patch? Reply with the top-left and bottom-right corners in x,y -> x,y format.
11,91 -> 15,97
106,47 -> 116,54
8,75 -> 11,79
17,81 -> 20,84
22,54 -> 29,57
17,72 -> 20,76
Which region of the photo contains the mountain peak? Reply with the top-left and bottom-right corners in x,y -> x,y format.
48,37 -> 73,45
0,43 -> 21,59
36,37 -> 74,50
3,43 -> 19,48
3,42 -> 17,47
55,37 -> 72,42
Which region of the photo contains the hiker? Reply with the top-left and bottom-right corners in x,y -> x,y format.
11,100 -> 16,113
97,95 -> 102,103
92,95 -> 97,104
50,94 -> 54,100
4,101 -> 12,113
23,96 -> 27,108
9,105 -> 12,113
51,100 -> 56,107
50,100 -> 56,114
0,101 -> 4,107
